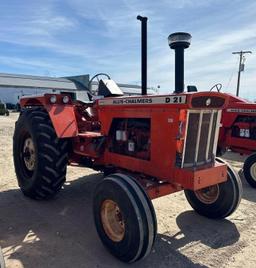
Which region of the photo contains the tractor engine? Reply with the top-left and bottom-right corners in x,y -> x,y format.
109,118 -> 151,160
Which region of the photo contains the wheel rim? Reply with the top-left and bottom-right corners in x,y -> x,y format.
22,137 -> 36,171
250,162 -> 256,181
194,185 -> 220,204
100,199 -> 125,242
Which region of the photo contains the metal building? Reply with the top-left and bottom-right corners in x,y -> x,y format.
0,73 -> 157,104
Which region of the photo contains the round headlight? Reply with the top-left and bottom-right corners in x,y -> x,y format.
50,95 -> 57,104
168,32 -> 192,49
63,96 -> 69,104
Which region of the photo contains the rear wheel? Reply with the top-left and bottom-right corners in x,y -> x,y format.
243,153 -> 256,188
93,173 -> 157,263
184,158 -> 242,219
13,108 -> 68,199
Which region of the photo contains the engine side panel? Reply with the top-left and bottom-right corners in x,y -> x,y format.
99,107 -> 180,180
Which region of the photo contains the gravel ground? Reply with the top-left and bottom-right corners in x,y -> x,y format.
0,113 -> 256,268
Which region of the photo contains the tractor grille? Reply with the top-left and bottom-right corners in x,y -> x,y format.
181,110 -> 221,168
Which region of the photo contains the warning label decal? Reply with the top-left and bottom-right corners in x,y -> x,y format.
227,108 -> 256,113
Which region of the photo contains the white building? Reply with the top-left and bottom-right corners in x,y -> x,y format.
0,73 -> 157,104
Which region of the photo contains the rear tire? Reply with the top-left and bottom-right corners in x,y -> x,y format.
93,173 -> 157,263
13,108 -> 68,199
243,153 -> 256,188
184,158 -> 242,219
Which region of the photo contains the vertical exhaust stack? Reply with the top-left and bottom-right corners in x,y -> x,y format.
168,32 -> 192,93
137,15 -> 148,95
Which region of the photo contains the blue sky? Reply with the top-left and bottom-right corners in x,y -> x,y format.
0,0 -> 255,99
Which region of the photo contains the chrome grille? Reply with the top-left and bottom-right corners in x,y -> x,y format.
181,110 -> 221,168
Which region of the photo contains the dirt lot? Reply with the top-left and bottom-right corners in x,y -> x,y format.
0,113 -> 256,268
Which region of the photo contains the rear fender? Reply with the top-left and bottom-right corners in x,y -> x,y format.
20,94 -> 78,138
45,104 -> 78,138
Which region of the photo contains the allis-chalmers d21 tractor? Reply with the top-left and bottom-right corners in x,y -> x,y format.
216,89 -> 256,188
13,17 -> 242,263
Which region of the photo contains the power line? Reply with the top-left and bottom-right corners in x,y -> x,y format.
225,56 -> 239,90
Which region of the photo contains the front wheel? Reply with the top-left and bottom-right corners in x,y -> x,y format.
0,246 -> 5,268
243,153 -> 256,188
216,146 -> 226,157
93,173 -> 157,263
184,158 -> 242,219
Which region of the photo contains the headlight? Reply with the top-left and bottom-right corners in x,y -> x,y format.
62,96 -> 69,104
50,95 -> 57,104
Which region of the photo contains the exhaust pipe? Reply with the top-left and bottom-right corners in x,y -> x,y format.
168,32 -> 192,93
137,15 -> 148,95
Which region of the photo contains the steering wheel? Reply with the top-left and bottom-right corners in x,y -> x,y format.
88,73 -> 111,96
209,83 -> 222,92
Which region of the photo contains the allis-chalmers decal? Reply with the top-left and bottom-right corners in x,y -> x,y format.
98,95 -> 186,105
227,108 -> 256,113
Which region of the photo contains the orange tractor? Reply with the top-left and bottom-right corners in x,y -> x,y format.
13,17 -> 242,262
191,82 -> 256,188
216,89 -> 256,188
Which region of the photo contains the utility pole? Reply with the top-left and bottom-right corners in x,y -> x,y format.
232,50 -> 252,96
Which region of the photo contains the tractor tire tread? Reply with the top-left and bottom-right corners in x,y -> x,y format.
13,107 -> 68,200
243,153 -> 256,188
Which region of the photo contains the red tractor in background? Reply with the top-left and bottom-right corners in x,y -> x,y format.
216,86 -> 256,188
12,17 -> 242,263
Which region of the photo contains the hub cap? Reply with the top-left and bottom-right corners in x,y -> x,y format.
250,162 -> 256,181
100,200 -> 125,242
195,185 -> 220,204
23,137 -> 36,171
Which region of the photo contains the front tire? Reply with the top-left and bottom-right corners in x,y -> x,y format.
0,246 -> 5,268
243,153 -> 256,188
184,158 -> 242,219
13,108 -> 68,199
93,173 -> 157,263
216,146 -> 226,157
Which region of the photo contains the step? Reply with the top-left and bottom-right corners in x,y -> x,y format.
78,131 -> 103,138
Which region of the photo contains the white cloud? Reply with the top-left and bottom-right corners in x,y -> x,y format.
0,0 -> 255,100
0,55 -> 81,76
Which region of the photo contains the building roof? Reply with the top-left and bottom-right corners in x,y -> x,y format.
118,83 -> 157,95
0,73 -> 82,91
